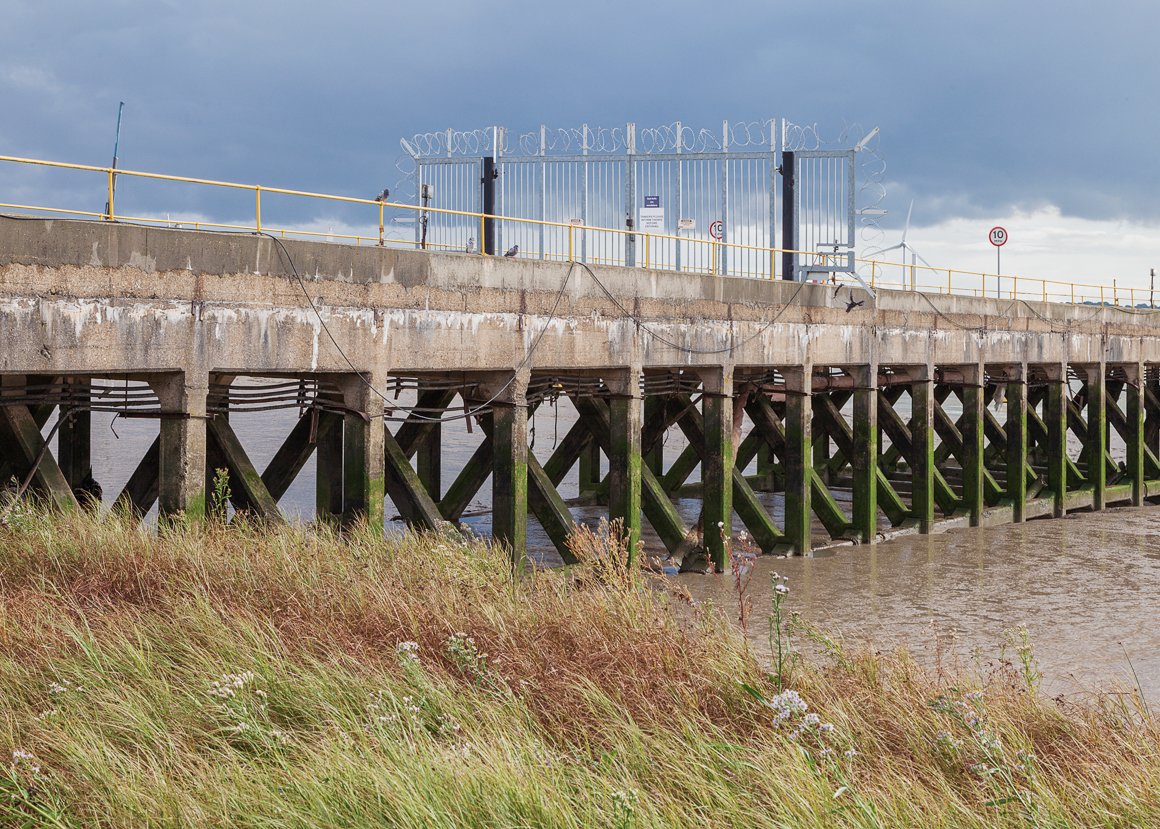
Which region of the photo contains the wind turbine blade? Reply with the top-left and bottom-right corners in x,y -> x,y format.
910,248 -> 936,271
862,242 -> 904,259
901,200 -> 914,245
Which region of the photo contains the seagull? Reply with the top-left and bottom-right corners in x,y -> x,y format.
503,244 -> 519,257
374,188 -> 390,202
466,237 -> 477,254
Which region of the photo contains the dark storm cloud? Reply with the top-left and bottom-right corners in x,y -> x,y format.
2,0 -> 1158,230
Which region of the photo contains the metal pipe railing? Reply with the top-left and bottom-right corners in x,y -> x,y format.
0,153 -> 1150,309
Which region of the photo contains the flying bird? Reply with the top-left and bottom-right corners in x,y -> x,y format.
845,298 -> 865,313
374,188 -> 390,202
503,244 -> 519,257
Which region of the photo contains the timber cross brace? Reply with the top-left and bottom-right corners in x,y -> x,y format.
6,217 -> 1160,572
4,364 -> 1160,574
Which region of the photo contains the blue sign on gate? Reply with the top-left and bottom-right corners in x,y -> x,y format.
644,195 -> 660,208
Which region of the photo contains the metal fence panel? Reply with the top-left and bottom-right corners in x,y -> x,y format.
407,120 -> 857,281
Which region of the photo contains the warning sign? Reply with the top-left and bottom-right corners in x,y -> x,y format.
639,195 -> 665,233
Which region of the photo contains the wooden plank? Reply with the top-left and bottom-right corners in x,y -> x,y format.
382,422 -> 446,530
206,417 -> 284,522
0,404 -> 78,511
573,396 -> 693,559
440,434 -> 493,522
260,410 -> 338,502
670,394 -> 783,554
113,436 -> 161,519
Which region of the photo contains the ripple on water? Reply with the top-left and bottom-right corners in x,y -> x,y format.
678,505 -> 1160,699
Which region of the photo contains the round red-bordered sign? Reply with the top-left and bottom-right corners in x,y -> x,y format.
989,226 -> 1008,247
710,220 -> 724,240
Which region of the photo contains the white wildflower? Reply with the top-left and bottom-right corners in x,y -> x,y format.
395,641 -> 420,663
209,670 -> 256,699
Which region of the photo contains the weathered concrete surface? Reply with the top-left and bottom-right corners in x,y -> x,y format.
1,216 -> 1158,380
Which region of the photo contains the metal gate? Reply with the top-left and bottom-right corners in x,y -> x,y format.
782,149 -> 856,281
404,121 -> 859,281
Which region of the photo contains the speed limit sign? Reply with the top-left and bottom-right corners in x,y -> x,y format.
989,226 -> 1008,247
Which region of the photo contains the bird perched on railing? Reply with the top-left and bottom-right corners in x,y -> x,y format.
504,244 -> 519,257
374,188 -> 390,202
466,237 -> 477,254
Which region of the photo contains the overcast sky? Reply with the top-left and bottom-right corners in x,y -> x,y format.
3,0 -> 1159,287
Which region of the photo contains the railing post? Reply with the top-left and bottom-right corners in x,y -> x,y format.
378,203 -> 385,247
106,169 -> 115,221
568,225 -> 574,262
255,186 -> 262,234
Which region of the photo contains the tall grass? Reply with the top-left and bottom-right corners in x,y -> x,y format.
0,508 -> 1157,827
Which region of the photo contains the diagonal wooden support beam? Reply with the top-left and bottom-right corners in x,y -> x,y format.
0,404 -> 78,511
527,453 -> 578,563
382,422 -> 446,531
811,391 -> 907,527
542,418 -> 594,488
440,434 -> 493,522
573,395 -> 693,560
668,394 -> 783,554
1105,389 -> 1160,478
934,399 -> 1005,505
392,388 -> 458,459
260,410 -> 339,502
744,392 -> 851,543
206,416 -> 284,522
113,435 -> 160,519
478,415 -> 576,562
661,443 -> 700,492
1027,394 -> 1086,488
878,391 -> 959,519
1066,397 -> 1118,477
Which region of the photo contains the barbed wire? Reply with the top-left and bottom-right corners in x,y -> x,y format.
403,120 -> 789,160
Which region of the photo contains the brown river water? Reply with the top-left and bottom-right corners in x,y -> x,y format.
677,507 -> 1160,701
57,388 -> 1160,700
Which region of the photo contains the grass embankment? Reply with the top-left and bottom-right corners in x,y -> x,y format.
0,510 -> 1157,828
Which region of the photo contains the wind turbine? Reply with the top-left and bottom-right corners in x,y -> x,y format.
862,200 -> 934,289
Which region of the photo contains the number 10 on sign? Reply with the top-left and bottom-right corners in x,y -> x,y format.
989,226 -> 1007,283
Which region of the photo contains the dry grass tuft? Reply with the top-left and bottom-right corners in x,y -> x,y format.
1,508 -> 1158,827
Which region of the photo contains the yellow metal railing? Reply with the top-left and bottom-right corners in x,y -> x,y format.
0,153 -> 1151,309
